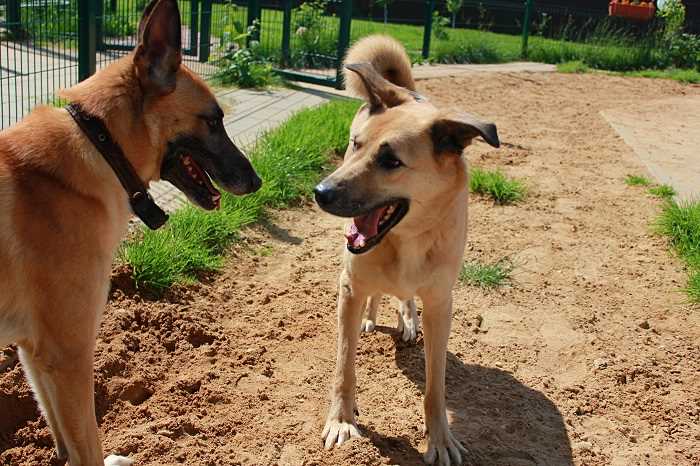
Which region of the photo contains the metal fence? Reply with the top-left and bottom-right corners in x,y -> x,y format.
1,0 -> 693,129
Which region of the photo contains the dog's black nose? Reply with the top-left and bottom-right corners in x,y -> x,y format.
250,173 -> 263,193
314,183 -> 337,207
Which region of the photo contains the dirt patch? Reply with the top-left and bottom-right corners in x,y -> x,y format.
2,72 -> 700,466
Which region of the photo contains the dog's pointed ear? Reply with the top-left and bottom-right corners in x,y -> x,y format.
134,0 -> 182,96
431,112 -> 500,154
137,0 -> 159,42
344,63 -> 414,111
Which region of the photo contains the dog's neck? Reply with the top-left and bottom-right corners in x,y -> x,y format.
60,55 -> 162,186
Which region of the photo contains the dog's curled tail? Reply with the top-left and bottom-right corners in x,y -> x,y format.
343,35 -> 415,99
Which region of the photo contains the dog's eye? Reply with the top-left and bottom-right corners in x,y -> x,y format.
206,118 -> 220,129
351,137 -> 362,152
377,148 -> 403,170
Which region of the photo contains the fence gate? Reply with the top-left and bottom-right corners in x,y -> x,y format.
241,0 -> 352,89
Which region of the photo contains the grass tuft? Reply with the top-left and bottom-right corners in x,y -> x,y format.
557,60 -> 590,74
656,200 -> 700,302
625,174 -> 652,186
469,168 -> 525,204
649,184 -> 677,198
120,99 -> 360,291
459,259 -> 513,289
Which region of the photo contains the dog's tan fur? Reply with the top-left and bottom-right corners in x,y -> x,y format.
0,1 -> 259,464
318,35 -> 499,465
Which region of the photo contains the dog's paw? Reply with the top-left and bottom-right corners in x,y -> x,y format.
104,455 -> 134,466
424,429 -> 467,466
400,316 -> 418,342
322,418 -> 362,449
396,312 -> 418,343
361,319 -> 376,333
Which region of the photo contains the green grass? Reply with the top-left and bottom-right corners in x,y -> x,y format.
625,174 -> 652,186
459,259 -> 513,288
656,200 -> 700,302
649,184 -> 677,198
120,99 -> 360,291
617,68 -> 700,84
557,60 -> 590,74
624,176 -> 677,199
558,63 -> 700,84
469,168 -> 525,204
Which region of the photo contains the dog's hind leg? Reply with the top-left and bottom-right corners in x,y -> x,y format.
20,338 -> 111,466
322,271 -> 366,449
18,347 -> 68,460
420,293 -> 467,466
396,298 -> 419,343
19,304 -> 133,466
360,294 -> 381,333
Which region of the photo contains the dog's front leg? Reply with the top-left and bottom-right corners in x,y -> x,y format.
421,293 -> 467,466
322,270 -> 366,449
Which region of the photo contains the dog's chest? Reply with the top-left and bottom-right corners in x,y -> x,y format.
352,241 -> 456,299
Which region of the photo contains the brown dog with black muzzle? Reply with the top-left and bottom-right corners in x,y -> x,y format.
314,35 -> 499,466
0,0 -> 260,464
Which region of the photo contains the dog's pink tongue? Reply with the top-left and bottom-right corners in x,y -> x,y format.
345,207 -> 387,248
345,224 -> 365,249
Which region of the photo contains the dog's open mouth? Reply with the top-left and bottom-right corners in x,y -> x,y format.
161,151 -> 221,210
345,200 -> 409,254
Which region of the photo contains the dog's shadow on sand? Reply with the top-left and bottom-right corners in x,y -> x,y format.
259,217 -> 303,245
364,330 -> 574,466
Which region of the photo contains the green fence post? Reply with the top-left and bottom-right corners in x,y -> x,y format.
422,0 -> 435,59
521,0 -> 534,58
78,0 -> 97,81
335,0 -> 352,89
199,0 -> 212,63
6,0 -> 21,38
190,0 -> 200,55
281,0 -> 292,66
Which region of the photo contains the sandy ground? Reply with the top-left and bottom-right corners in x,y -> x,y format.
2,72 -> 700,466
602,95 -> 700,202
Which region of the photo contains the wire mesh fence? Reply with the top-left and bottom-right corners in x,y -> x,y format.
1,0 -> 78,128
0,0 -> 697,129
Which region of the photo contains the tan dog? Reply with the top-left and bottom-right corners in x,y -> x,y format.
0,0 -> 260,464
314,35 -> 499,465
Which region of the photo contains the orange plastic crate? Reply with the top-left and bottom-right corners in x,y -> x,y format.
609,2 -> 656,21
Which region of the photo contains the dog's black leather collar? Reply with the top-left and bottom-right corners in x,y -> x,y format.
66,103 -> 168,230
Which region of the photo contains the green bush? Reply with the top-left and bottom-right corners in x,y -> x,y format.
213,41 -> 275,88
290,0 -> 336,68
666,33 -> 700,69
658,0 -> 686,41
432,12 -> 450,41
216,1 -> 248,50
